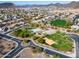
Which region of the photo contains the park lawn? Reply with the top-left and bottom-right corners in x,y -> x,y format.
47,31 -> 73,52
50,19 -> 71,28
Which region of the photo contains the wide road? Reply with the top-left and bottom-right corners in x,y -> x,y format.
4,46 -> 23,58
69,34 -> 79,58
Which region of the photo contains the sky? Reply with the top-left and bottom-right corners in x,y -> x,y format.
0,1 -> 72,6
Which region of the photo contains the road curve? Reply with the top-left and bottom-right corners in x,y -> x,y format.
0,33 -> 24,58
68,34 -> 79,58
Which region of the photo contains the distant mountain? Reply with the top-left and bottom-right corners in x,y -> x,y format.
40,1 -> 79,8
0,2 -> 79,8
67,1 -> 79,8
0,3 -> 15,8
16,2 -> 73,8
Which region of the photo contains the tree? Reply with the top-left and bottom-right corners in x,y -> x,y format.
37,37 -> 45,44
14,28 -> 33,38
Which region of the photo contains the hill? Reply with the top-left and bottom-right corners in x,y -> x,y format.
0,3 -> 15,8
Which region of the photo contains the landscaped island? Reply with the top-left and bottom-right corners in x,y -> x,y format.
10,27 -> 74,54
33,31 -> 73,52
11,27 -> 74,52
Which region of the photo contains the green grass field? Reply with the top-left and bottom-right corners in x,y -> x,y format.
47,31 -> 73,52
50,19 -> 71,28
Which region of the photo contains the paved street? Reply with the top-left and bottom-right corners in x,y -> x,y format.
4,46 -> 23,58
68,34 -> 79,58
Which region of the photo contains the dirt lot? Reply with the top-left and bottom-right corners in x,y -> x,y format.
14,47 -> 50,58
0,39 -> 16,58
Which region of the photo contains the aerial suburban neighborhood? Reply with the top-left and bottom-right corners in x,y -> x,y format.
0,1 -> 79,58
